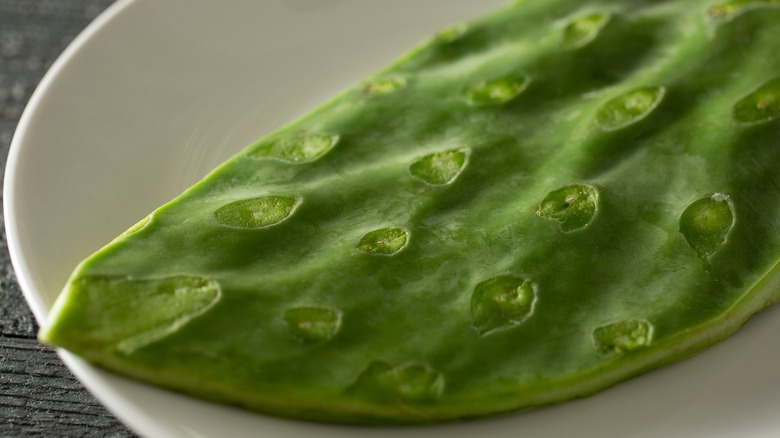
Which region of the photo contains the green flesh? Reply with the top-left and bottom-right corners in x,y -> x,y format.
40,0 -> 780,424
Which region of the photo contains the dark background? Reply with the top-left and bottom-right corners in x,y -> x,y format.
0,0 -> 134,435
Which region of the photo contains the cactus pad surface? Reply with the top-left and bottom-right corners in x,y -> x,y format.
40,0 -> 780,424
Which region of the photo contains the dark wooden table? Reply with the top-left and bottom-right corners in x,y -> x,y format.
0,0 -> 135,435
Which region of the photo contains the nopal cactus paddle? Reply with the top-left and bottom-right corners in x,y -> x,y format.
39,0 -> 780,424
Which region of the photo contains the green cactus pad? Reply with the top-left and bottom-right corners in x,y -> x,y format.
679,194 -> 735,260
732,74 -> 780,124
283,306 -> 342,344
40,0 -> 780,424
356,227 -> 409,255
562,12 -> 612,48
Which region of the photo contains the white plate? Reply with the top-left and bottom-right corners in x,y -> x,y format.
5,0 -> 780,436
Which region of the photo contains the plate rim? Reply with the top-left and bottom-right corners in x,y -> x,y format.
1,0 -> 165,435
4,0 -> 137,324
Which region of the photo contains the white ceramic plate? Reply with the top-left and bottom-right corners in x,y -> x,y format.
6,0 -> 780,436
